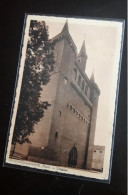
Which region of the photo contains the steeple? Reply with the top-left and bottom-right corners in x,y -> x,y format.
61,20 -> 69,33
51,20 -> 77,55
77,40 -> 88,72
90,71 -> 95,83
79,40 -> 86,56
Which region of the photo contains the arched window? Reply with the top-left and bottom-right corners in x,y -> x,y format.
85,85 -> 88,95
68,146 -> 77,167
82,81 -> 85,91
74,68 -> 77,80
78,75 -> 81,86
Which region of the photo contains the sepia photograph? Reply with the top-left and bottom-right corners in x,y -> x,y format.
4,14 -> 124,182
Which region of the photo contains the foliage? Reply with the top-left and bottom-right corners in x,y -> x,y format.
12,20 -> 55,145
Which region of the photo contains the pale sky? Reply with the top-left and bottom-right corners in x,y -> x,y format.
43,17 -> 122,147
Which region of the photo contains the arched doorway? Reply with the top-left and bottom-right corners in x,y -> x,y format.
68,146 -> 77,168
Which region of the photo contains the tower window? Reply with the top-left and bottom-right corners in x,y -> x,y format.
55,131 -> 58,138
74,68 -> 77,81
85,85 -> 88,95
78,75 -> 81,86
59,111 -> 61,116
82,81 -> 85,91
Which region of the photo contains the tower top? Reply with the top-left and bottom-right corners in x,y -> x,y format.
90,71 -> 95,83
61,20 -> 69,33
79,40 -> 87,56
77,40 -> 88,72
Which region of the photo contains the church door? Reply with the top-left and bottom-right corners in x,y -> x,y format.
68,146 -> 77,168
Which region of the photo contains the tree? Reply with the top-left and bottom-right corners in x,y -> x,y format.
12,20 -> 55,145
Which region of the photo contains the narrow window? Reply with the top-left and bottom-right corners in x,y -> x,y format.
78,75 -> 81,86
59,111 -> 61,116
55,131 -> 58,138
74,68 -> 77,80
82,81 -> 85,91
85,85 -> 88,95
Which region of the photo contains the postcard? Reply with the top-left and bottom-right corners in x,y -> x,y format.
4,14 -> 124,182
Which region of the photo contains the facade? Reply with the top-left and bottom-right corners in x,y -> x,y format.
91,145 -> 105,172
12,21 -> 100,170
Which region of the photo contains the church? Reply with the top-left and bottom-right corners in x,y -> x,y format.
12,20 -> 100,170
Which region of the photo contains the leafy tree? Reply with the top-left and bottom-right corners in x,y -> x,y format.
12,20 -> 55,145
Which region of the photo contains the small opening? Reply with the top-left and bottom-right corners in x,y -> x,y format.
73,108 -> 75,113
94,150 -> 96,153
55,132 -> 58,138
59,111 -> 61,116
100,151 -> 102,153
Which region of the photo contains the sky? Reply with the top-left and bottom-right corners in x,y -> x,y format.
42,17 -> 122,146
